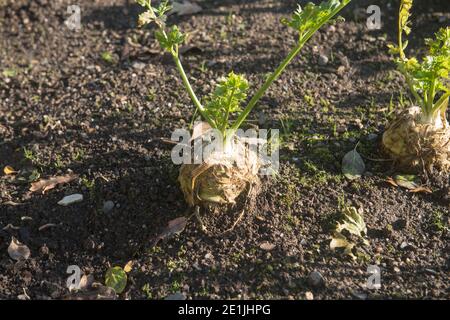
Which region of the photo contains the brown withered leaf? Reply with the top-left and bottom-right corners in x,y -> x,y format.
30,173 -> 78,194
410,186 -> 433,194
385,176 -> 399,187
386,175 -> 432,194
8,236 -> 30,261
151,217 -> 188,247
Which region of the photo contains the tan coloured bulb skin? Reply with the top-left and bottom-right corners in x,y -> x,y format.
382,106 -> 450,173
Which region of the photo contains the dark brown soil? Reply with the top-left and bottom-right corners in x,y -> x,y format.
0,0 -> 449,300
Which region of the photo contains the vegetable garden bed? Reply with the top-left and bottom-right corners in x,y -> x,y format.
0,0 -> 448,300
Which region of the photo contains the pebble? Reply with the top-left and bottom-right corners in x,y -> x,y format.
367,133 -> 378,141
103,200 -> 115,213
132,61 -> 146,70
336,65 -> 346,75
400,241 -> 409,249
259,242 -> 275,251
57,194 -> 83,206
205,253 -> 214,260
318,54 -> 329,66
307,271 -> 325,288
305,291 -> 314,300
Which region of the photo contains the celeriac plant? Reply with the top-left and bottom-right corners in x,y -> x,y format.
382,0 -> 449,173
388,0 -> 450,124
137,0 -> 351,207
137,0 -> 350,141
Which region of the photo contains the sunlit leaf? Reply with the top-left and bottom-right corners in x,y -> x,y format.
342,149 -> 365,180
3,165 -> 17,175
105,266 -> 127,294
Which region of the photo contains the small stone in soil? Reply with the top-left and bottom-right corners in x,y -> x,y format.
57,194 -> 83,206
318,54 -> 329,66
103,200 -> 115,213
307,271 -> 325,288
305,291 -> 314,300
400,241 -> 409,249
259,242 -> 275,251
132,61 -> 146,70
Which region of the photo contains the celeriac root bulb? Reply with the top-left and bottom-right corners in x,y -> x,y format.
178,136 -> 261,207
382,106 -> 450,172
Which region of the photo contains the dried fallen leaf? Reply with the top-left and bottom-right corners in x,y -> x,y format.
336,206 -> 368,239
385,176 -> 399,187
342,149 -> 365,180
30,173 -> 78,194
329,234 -> 351,250
386,175 -> 432,193
393,174 -> 420,190
8,237 -> 30,261
410,186 -> 433,194
171,1 -> 202,16
152,216 -> 188,247
79,274 -> 95,291
3,165 -> 18,175
330,232 -> 356,260
330,206 -> 369,260
124,260 -> 133,273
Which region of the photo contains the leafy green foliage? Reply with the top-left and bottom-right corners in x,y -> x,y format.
399,0 -> 413,36
388,0 -> 450,120
105,266 -> 127,294
203,72 -> 249,130
135,0 -> 351,133
282,0 -> 350,40
155,26 -> 186,53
